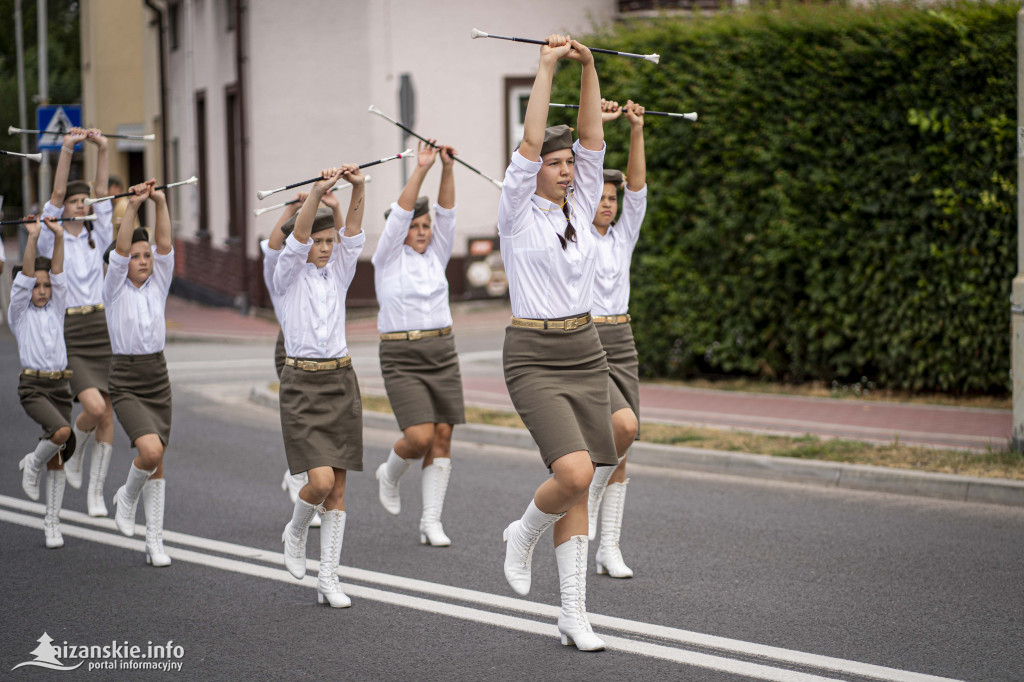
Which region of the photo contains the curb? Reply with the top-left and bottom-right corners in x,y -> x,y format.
248,385 -> 1024,508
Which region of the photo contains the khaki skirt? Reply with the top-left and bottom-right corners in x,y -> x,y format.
64,310 -> 112,397
18,373 -> 73,441
279,363 -> 363,474
596,321 -> 641,421
109,352 -> 172,447
274,329 -> 286,379
380,334 -> 466,430
503,319 -> 617,468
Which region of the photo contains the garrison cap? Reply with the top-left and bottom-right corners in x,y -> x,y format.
540,124 -> 574,157
66,180 -> 91,198
384,196 -> 430,221
281,206 -> 335,238
603,169 -> 625,187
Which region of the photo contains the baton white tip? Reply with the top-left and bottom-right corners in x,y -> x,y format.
400,149 -> 413,157
647,53 -> 660,65
364,175 -> 373,184
185,175 -> 199,185
368,104 -> 382,115
83,197 -> 96,207
253,208 -> 269,217
143,134 -> 156,141
8,125 -> 18,135
27,153 -> 42,162
256,191 -> 269,201
685,112 -> 698,121
492,179 -> 504,190
470,28 -> 487,39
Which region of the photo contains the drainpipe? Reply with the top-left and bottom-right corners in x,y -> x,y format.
144,0 -> 169,186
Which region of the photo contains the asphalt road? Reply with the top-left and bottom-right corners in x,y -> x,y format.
2,332 -> 1022,681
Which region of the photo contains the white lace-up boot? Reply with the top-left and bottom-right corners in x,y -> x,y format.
502,500 -> 565,596
586,464 -> 616,540
595,479 -> 633,578
19,439 -> 61,501
419,458 -> 452,546
282,497 -> 320,580
317,509 -> 351,608
65,423 -> 95,489
143,479 -> 171,567
44,470 -> 67,549
282,471 -> 320,526
376,450 -> 411,515
86,442 -> 113,517
556,535 -> 605,651
112,463 -> 156,536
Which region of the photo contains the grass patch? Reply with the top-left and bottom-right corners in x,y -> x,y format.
268,383 -> 1022,480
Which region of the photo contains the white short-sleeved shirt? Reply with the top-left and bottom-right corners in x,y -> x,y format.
9,271 -> 68,371
497,140 -> 605,319
591,185 -> 647,316
372,202 -> 455,333
39,200 -> 114,308
273,232 -> 365,359
102,247 -> 175,355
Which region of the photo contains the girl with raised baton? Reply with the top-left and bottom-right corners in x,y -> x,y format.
373,139 -> 466,547
498,33 -> 613,652
586,99 -> 647,579
39,127 -> 117,519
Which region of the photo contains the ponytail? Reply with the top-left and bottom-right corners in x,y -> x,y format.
558,201 -> 577,250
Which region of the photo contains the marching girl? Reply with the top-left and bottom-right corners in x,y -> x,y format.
274,166 -> 366,608
12,216 -> 72,548
373,140 -> 466,547
263,190 -> 340,530
104,180 -> 175,568
39,127 -> 116,518
498,34 -> 613,651
586,100 -> 647,579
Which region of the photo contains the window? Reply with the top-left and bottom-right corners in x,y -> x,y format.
195,90 -> 209,237
504,77 -> 533,163
168,1 -> 181,51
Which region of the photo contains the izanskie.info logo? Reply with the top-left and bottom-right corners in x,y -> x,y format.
12,632 -> 185,673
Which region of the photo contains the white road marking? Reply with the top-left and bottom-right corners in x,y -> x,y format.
0,495 -> 960,682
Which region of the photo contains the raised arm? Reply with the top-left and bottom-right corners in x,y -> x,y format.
399,140 -> 437,210
520,35 -> 574,161
51,127 -> 88,208
268,192 -> 306,251
341,164 -> 365,237
437,145 -> 456,210
294,168 -> 343,243
22,217 -> 41,278
569,41 -> 603,151
624,100 -> 646,190
150,185 -> 172,255
87,129 -> 110,197
43,217 -> 64,275
115,181 -> 153,257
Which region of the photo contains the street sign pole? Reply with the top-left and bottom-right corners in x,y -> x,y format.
37,0 -> 50,206
1013,7 -> 1024,451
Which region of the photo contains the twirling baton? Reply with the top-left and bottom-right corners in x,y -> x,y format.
253,176 -> 374,217
8,125 -> 156,141
470,28 -> 660,64
256,150 -> 413,201
84,176 -> 199,206
550,103 -> 697,121
368,105 -> 503,190
0,215 -> 98,225
0,149 -> 43,162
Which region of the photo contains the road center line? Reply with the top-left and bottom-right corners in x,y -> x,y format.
0,496 -> 959,682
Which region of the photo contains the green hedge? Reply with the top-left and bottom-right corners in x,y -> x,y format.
550,1 -> 1017,394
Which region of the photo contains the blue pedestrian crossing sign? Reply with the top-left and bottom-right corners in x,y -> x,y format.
36,105 -> 82,150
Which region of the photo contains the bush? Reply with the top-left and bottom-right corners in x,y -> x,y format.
550,1 -> 1017,394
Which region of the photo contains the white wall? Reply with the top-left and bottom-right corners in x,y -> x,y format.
245,0 -> 617,259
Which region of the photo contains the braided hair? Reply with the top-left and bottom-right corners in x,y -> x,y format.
557,193 -> 577,250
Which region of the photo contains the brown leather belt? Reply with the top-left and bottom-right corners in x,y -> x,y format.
21,368 -> 74,380
592,314 -> 631,325
66,303 -> 105,315
285,356 -> 352,372
380,326 -> 452,341
510,313 -> 591,331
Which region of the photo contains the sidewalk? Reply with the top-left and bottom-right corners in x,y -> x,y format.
167,294 -> 1022,505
